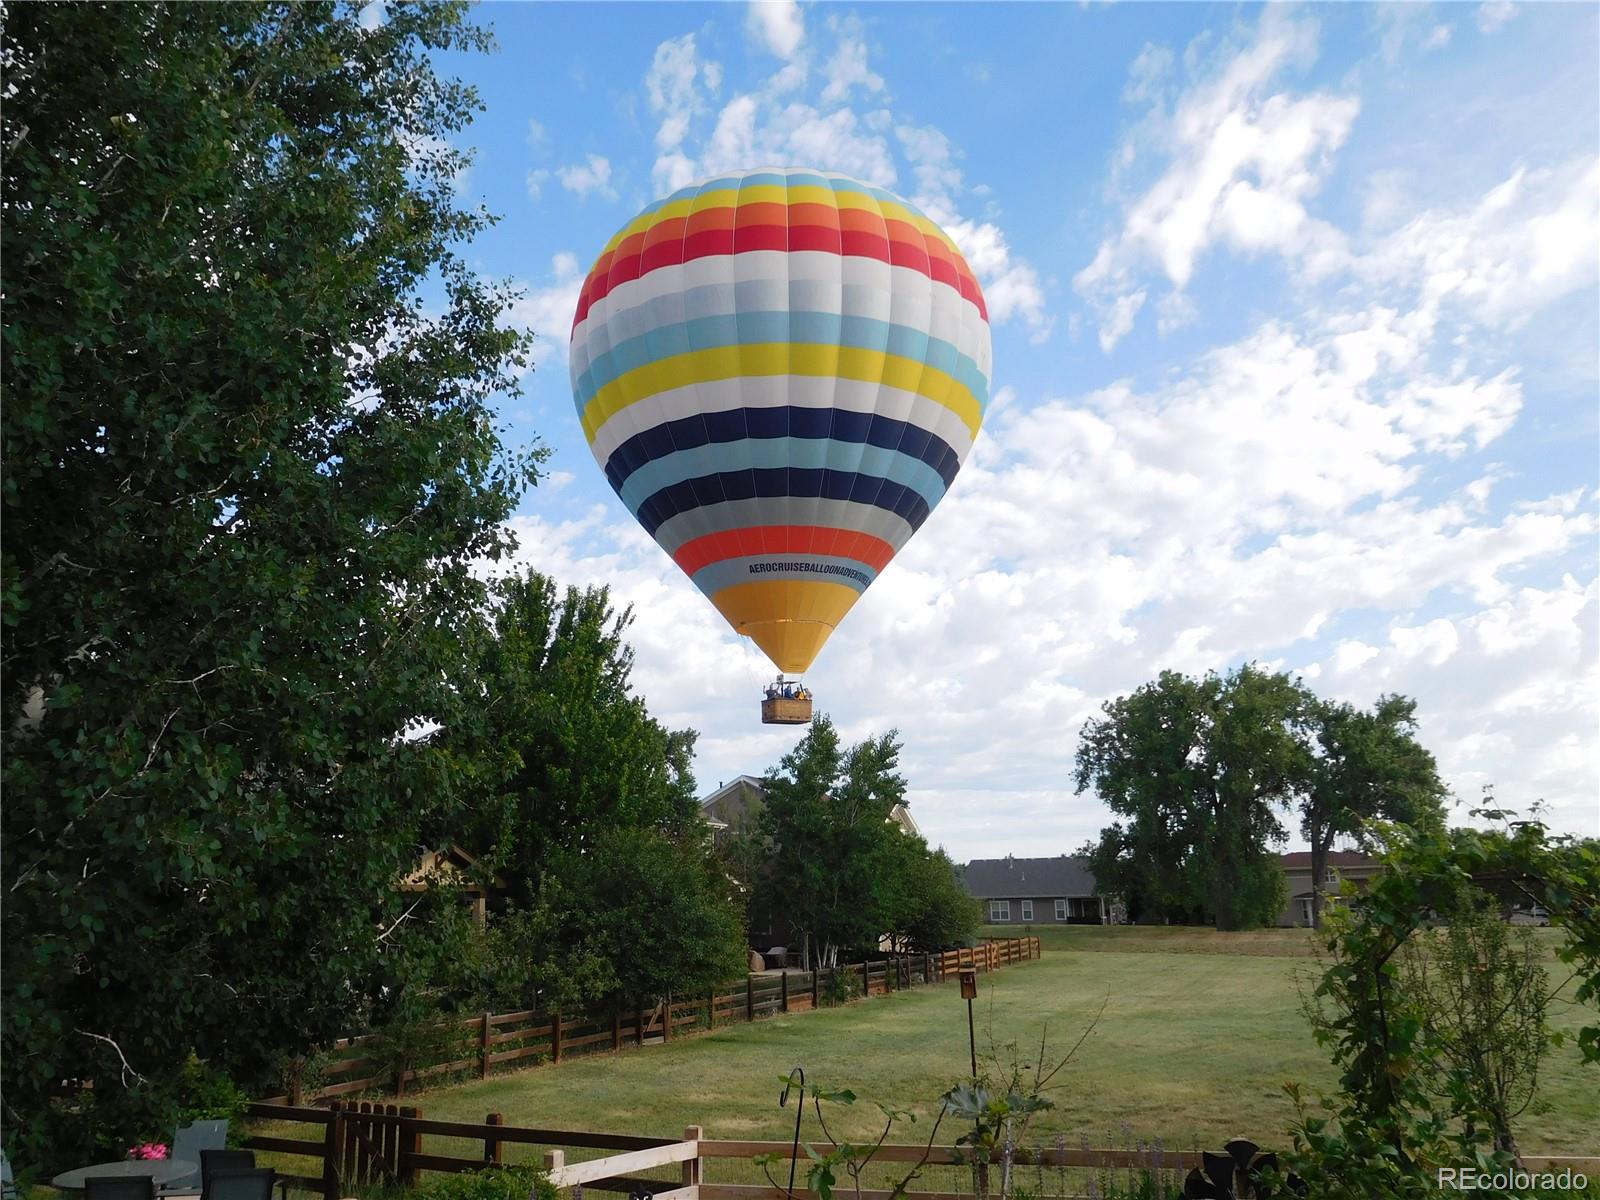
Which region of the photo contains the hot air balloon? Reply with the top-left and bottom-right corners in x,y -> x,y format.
569,168 -> 991,723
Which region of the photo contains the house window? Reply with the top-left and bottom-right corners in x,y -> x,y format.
989,900 -> 1010,922
1054,899 -> 1067,921
1020,900 -> 1033,922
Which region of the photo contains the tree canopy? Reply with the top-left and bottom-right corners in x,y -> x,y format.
2,0 -> 538,1164
755,717 -> 976,966
1077,666 -> 1446,929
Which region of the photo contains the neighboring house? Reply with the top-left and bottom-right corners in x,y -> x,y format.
1276,850 -> 1384,927
399,844 -> 504,928
699,775 -> 921,950
962,855 -> 1114,925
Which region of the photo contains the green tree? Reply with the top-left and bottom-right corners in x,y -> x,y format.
447,570 -> 703,905
545,827 -> 749,1011
1301,695 -> 1447,927
1076,665 -> 1306,929
758,717 -> 910,968
880,839 -> 982,953
2,0 -> 538,1164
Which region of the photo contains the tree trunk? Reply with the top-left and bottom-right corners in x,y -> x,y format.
1310,825 -> 1331,929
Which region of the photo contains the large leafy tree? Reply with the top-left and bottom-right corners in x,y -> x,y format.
1076,665 -> 1308,930
447,571 -> 703,905
880,838 -> 981,954
1,0 -> 538,1163
1301,695 -> 1446,926
1078,668 -> 1447,931
758,717 -> 911,968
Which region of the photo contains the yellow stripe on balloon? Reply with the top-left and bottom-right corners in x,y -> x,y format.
579,344 -> 984,445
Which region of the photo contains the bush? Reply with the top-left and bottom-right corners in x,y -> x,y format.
413,1165 -> 556,1200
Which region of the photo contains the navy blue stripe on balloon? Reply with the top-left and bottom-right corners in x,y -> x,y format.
631,468 -> 932,538
603,406 -> 961,493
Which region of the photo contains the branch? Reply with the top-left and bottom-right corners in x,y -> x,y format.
376,898 -> 425,943
75,1028 -> 147,1087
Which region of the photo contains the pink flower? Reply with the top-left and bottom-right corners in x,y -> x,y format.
128,1144 -> 170,1161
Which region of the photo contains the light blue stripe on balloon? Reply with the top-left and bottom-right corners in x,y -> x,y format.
574,311 -> 988,412
617,438 -> 951,516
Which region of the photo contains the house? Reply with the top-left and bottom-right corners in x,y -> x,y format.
399,845 -> 504,928
1276,850 -> 1384,927
700,775 -> 920,841
962,855 -> 1114,925
699,775 -> 921,950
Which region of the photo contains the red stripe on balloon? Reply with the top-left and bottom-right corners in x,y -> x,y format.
674,526 -> 896,576
573,220 -> 988,329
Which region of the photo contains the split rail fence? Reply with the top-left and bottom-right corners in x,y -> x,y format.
266,939 -> 1041,1105
244,1105 -> 1600,1200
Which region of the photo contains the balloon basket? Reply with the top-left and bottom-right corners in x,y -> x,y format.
760,695 -> 813,725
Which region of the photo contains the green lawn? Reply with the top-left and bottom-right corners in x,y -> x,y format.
303,927 -> 1595,1163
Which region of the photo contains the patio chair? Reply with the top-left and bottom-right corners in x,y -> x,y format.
160,1120 -> 230,1196
85,1178 -> 156,1200
1,1149 -> 19,1200
201,1169 -> 276,1200
198,1151 -> 255,1200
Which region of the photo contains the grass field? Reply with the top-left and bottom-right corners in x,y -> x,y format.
319,926 -> 1596,1161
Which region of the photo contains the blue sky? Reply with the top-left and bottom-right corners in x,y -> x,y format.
388,0 -> 1598,855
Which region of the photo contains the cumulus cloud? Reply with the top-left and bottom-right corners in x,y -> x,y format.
1077,11 -> 1357,348
1478,0 -> 1517,33
506,252 -> 585,370
557,153 -> 617,200
747,0 -> 804,60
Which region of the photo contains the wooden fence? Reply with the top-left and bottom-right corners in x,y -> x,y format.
266,939 -> 1041,1105
245,1106 -> 1600,1200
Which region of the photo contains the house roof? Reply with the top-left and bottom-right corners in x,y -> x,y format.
962,855 -> 1100,899
1279,851 -> 1382,871
700,776 -> 920,836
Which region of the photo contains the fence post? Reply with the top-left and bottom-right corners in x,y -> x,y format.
400,1106 -> 421,1187
682,1125 -> 703,1190
924,953 -> 932,986
861,959 -> 869,998
781,970 -> 789,1012
551,1012 -> 562,1064
612,1007 -> 622,1052
322,1104 -> 343,1200
480,1011 -> 492,1080
544,1150 -> 564,1180
663,993 -> 673,1042
746,974 -> 754,1021
709,985 -> 717,1028
484,1112 -> 504,1165
811,969 -> 820,1009
638,1006 -> 647,1045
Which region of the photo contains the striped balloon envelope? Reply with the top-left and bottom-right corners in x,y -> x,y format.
569,167 -> 991,675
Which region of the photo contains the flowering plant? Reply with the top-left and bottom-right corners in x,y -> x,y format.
128,1143 -> 169,1161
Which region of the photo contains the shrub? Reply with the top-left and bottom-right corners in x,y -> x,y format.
413,1165 -> 556,1200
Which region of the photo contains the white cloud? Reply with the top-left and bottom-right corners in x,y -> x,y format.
506,252 -> 585,370
525,168 -> 550,202
820,15 -> 885,106
1478,0 -> 1517,34
526,118 -> 548,149
557,154 -> 617,200
747,0 -> 804,61
1077,11 -> 1357,346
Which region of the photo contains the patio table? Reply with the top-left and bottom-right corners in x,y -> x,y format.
51,1160 -> 198,1192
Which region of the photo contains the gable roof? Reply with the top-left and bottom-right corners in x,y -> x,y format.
700,776 -> 920,836
1279,851 -> 1382,871
962,855 -> 1099,898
